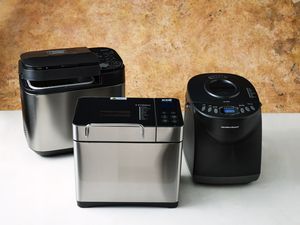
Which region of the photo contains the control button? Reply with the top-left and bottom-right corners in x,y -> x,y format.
208,107 -> 212,113
170,111 -> 176,115
240,108 -> 245,113
171,115 -> 177,119
171,120 -> 178,124
112,61 -> 122,66
201,105 -> 206,111
214,108 -> 218,114
250,106 -> 255,111
162,111 -> 167,114
100,63 -> 109,68
162,119 -> 168,123
245,106 -> 250,112
161,115 -> 168,119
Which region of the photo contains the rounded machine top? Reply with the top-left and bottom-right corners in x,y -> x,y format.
186,73 -> 261,117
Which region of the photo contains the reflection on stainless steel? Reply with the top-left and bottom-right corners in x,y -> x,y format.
26,77 -> 95,90
74,142 -> 182,203
21,84 -> 124,153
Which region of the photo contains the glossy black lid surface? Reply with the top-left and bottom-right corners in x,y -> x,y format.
20,47 -> 99,68
74,97 -> 156,127
186,73 -> 261,118
19,47 -> 124,82
73,97 -> 183,127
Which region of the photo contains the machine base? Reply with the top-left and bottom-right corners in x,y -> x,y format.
33,148 -> 73,156
193,174 -> 260,184
77,201 -> 178,208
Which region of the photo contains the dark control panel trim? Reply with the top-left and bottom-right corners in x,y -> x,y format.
194,102 -> 260,118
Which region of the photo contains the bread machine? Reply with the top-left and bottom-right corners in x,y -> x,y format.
19,47 -> 125,155
183,73 -> 262,184
72,97 -> 183,207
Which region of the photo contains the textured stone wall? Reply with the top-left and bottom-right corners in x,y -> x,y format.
0,0 -> 299,111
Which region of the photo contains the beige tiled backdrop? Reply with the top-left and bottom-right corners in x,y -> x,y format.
0,0 -> 299,112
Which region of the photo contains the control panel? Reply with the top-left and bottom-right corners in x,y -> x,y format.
90,48 -> 123,71
155,99 -> 183,127
73,98 -> 183,127
195,102 -> 259,117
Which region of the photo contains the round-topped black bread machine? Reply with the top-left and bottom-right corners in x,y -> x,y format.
183,73 -> 262,184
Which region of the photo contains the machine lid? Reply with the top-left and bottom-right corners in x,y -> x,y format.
19,47 -> 101,81
186,73 -> 261,118
20,47 -> 99,68
73,97 -> 156,126
73,97 -> 183,142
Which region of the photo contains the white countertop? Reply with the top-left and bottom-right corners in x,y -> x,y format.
0,111 -> 300,225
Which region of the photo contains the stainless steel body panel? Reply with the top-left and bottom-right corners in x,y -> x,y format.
74,141 -> 182,203
21,84 -> 124,153
156,127 -> 183,143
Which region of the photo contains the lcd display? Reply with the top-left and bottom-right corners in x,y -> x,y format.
99,110 -> 131,117
222,107 -> 236,114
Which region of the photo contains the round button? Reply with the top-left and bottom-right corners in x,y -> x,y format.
240,108 -> 245,113
161,115 -> 168,119
112,61 -> 122,66
171,120 -> 178,124
201,105 -> 206,111
245,106 -> 250,112
162,119 -> 168,123
208,107 -> 212,112
214,108 -> 218,114
171,115 -> 177,119
250,106 -> 255,111
100,63 -> 109,68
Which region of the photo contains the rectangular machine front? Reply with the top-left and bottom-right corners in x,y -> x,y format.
74,141 -> 182,206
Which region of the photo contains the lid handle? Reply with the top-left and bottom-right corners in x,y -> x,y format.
84,123 -> 145,138
26,77 -> 95,90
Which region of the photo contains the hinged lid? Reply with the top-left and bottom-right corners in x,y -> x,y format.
19,47 -> 101,81
186,73 -> 261,119
72,97 -> 184,142
73,97 -> 156,142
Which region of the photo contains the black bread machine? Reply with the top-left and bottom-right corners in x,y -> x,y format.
183,73 -> 262,184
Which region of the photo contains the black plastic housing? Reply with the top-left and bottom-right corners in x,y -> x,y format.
183,73 -> 262,184
77,201 -> 178,208
19,47 -> 125,94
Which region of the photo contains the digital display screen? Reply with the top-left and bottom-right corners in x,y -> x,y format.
222,107 -> 236,114
73,98 -> 156,126
99,110 -> 131,117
